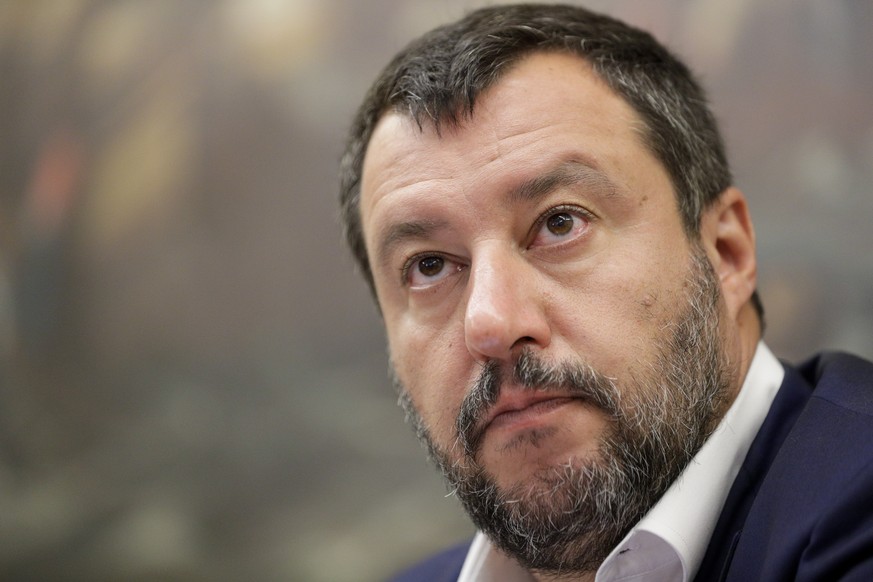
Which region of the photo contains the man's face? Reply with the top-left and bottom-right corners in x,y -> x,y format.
359,52 -> 737,569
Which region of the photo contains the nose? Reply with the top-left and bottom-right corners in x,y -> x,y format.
464,248 -> 551,362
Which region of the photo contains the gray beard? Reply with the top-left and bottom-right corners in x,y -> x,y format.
392,247 -> 734,576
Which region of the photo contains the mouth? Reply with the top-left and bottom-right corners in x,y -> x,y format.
471,392 -> 578,448
489,395 -> 575,428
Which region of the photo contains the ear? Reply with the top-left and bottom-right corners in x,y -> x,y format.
699,187 -> 757,322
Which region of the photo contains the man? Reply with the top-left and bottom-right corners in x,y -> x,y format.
339,4 -> 873,581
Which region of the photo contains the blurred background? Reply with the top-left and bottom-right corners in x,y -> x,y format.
0,1 -> 871,580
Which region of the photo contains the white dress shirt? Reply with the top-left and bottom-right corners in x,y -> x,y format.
457,342 -> 785,582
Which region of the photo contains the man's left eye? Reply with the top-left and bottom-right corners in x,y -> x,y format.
546,212 -> 574,235
531,208 -> 590,247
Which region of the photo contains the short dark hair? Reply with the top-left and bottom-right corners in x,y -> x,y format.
340,2 -> 764,321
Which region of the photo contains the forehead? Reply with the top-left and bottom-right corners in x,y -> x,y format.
359,51 -> 669,251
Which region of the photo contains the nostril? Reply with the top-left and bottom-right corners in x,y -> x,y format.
511,336 -> 537,349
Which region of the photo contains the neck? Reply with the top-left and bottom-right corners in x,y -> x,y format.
731,301 -> 763,400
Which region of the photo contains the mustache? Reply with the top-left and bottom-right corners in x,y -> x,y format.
456,349 -> 622,457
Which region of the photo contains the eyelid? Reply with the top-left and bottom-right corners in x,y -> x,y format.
534,203 -> 594,225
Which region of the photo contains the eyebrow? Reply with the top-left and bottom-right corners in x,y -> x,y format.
509,159 -> 619,204
376,218 -> 450,269
374,159 -> 620,268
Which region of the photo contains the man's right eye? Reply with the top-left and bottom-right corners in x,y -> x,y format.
403,254 -> 462,288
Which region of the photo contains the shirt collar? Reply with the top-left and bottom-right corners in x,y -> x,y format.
458,342 -> 785,582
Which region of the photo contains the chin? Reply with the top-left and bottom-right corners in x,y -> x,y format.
483,431 -> 606,491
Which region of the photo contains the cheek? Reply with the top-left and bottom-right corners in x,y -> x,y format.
388,316 -> 468,445
547,255 -> 685,370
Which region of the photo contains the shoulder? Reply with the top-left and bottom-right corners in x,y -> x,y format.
797,351 -> 873,414
767,351 -> 873,490
387,540 -> 471,582
724,351 -> 873,580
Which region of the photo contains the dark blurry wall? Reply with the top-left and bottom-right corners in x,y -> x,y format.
0,1 -> 871,581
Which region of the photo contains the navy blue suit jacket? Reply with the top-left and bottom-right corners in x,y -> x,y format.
389,352 -> 873,581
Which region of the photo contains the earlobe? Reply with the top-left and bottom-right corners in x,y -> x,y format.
700,187 -> 757,321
